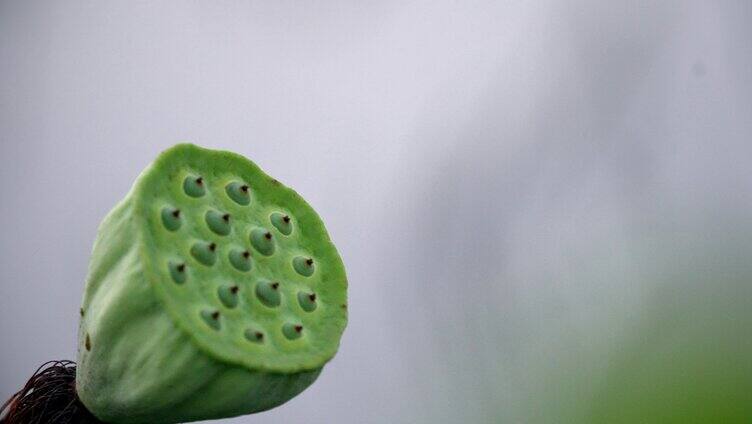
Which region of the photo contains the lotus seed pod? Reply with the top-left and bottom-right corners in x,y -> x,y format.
76,143 -> 348,423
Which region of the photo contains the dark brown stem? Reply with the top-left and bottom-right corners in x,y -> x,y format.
0,361 -> 103,424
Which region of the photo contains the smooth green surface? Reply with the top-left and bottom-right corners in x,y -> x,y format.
77,143 -> 347,423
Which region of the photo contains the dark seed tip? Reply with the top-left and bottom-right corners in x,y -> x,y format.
294,325 -> 303,333
211,311 -> 219,320
264,232 -> 272,240
222,213 -> 230,221
255,332 -> 264,340
177,264 -> 186,272
306,258 -> 314,266
209,243 -> 217,251
240,185 -> 249,192
309,293 -> 317,302
172,209 -> 180,218
283,215 -> 290,223
271,282 -> 279,290
242,250 -> 250,258
196,177 -> 203,185
230,285 -> 239,294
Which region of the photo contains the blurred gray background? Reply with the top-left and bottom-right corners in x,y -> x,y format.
1,1 -> 751,423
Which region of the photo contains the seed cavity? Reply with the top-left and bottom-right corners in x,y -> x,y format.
282,323 -> 303,340
218,284 -> 239,308
298,291 -> 318,312
255,281 -> 281,307
244,328 -> 265,344
250,228 -> 275,256
293,256 -> 315,277
161,207 -> 182,231
168,261 -> 187,284
191,241 -> 217,266
228,248 -> 252,272
270,212 -> 293,235
183,175 -> 206,198
225,181 -> 251,205
205,210 -> 231,236
200,310 -> 221,330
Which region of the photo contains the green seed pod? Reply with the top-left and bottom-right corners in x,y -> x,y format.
298,291 -> 318,312
250,227 -> 275,256
76,143 -> 348,423
228,247 -> 252,272
205,209 -> 232,236
225,181 -> 251,205
293,255 -> 316,277
270,212 -> 293,235
255,280 -> 282,308
160,207 -> 182,231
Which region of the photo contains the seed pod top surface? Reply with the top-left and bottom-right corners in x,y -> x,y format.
132,144 -> 347,373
